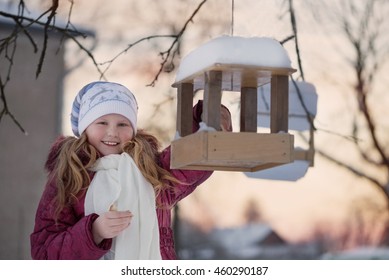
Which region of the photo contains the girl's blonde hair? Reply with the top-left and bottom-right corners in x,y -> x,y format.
52,130 -> 179,219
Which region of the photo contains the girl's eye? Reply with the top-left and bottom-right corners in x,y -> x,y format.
96,121 -> 107,125
118,123 -> 129,127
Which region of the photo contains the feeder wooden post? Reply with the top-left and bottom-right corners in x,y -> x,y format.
240,87 -> 258,132
270,75 -> 289,133
176,83 -> 193,137
203,70 -> 222,130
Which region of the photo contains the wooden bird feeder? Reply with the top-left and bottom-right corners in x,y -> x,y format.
170,36 -> 297,172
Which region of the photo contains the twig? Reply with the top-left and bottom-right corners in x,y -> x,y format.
288,0 -> 305,80
147,0 -> 208,86
35,0 -> 59,78
97,0 -> 209,86
0,76 -> 27,134
316,148 -> 388,199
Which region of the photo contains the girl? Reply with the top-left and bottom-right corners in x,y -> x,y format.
30,81 -> 232,260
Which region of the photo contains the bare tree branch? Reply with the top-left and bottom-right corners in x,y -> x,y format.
0,75 -> 27,134
316,148 -> 389,202
305,0 -> 389,211
147,0 -> 208,86
97,0 -> 209,86
340,1 -> 389,169
35,0 -> 59,78
97,34 -> 178,79
288,0 -> 304,80
0,0 -> 212,133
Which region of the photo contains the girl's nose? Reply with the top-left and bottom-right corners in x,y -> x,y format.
107,125 -> 118,136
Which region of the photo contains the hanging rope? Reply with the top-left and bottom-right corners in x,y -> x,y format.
231,0 -> 235,36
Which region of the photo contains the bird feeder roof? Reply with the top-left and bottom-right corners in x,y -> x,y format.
173,35 -> 295,89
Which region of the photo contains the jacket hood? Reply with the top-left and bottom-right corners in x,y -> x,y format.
45,136 -> 67,173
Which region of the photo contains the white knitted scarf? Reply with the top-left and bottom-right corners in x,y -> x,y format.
84,153 -> 161,260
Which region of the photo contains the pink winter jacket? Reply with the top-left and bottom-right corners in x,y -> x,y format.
30,101 -> 213,260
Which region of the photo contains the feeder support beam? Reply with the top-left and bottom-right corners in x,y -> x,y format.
240,87 -> 258,132
203,70 -> 222,130
270,75 -> 289,133
176,83 -> 193,137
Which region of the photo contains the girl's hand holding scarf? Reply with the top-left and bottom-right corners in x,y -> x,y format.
92,210 -> 133,245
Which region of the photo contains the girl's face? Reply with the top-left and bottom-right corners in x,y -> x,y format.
85,113 -> 134,156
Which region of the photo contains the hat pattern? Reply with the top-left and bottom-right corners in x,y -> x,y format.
71,81 -> 138,137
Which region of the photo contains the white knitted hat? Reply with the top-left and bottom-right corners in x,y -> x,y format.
71,81 -> 138,137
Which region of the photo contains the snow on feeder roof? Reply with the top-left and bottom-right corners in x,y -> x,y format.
173,36 -> 295,91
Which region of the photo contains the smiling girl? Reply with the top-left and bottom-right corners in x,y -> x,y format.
30,81 -> 231,260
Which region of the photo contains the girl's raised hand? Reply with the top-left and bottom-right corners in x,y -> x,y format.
92,210 -> 133,245
220,106 -> 232,132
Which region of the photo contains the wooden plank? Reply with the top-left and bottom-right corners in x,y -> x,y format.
207,132 -> 292,162
270,75 -> 289,133
294,149 -> 309,161
170,131 -> 294,171
240,87 -> 257,132
203,70 -> 222,130
176,162 -> 286,172
294,149 -> 314,166
171,131 -> 207,168
176,83 -> 193,137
